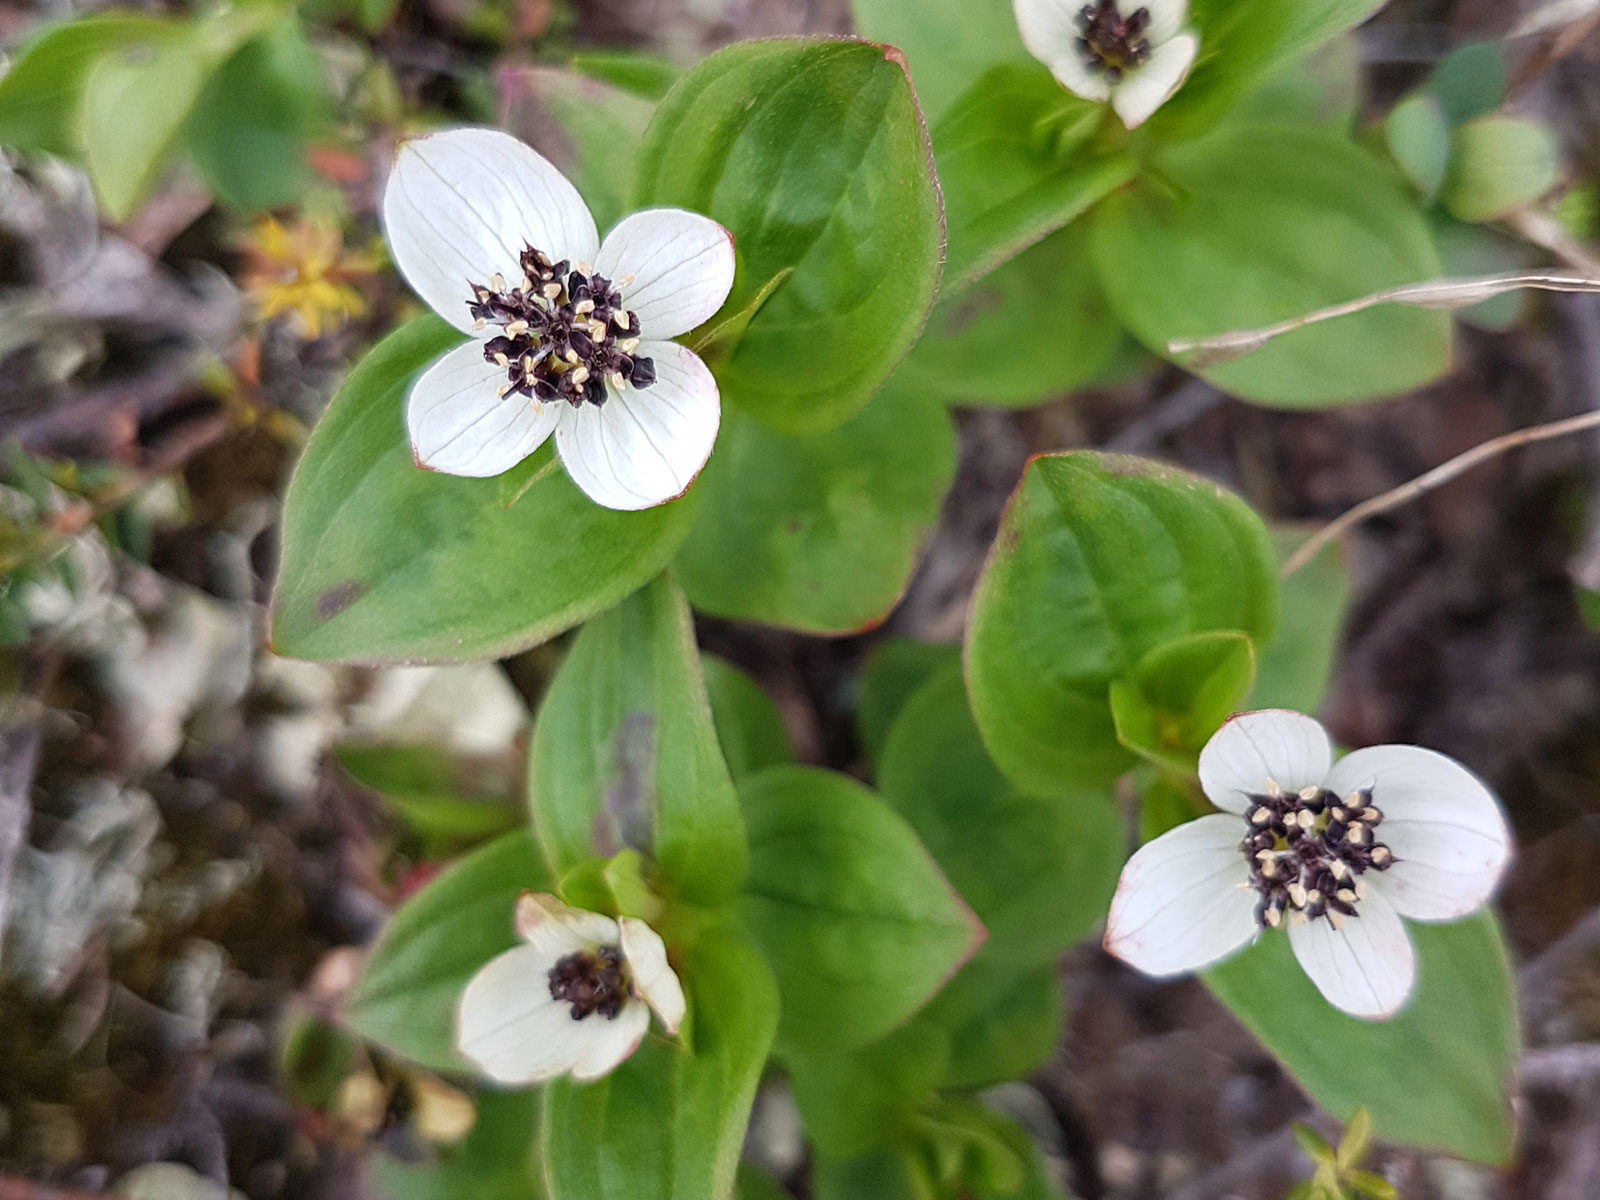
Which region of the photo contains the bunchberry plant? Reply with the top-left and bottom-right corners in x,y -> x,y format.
0,0 -> 1564,1193
1104,709 -> 1511,1017
385,128 -> 735,509
458,893 -> 684,1083
1014,0 -> 1199,128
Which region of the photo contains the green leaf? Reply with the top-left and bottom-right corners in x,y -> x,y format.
813,1143 -> 934,1200
1423,42 -> 1506,126
185,14 -> 331,212
1443,115 -> 1561,224
735,1167 -> 791,1200
739,765 -> 983,1053
1205,912 -> 1519,1163
1230,34 -> 1362,134
1109,630 -> 1256,773
527,574 -> 746,905
933,63 -> 1136,292
344,831 -> 552,1073
634,39 -> 943,435
1091,124 -> 1450,409
270,316 -> 696,663
1249,530 -> 1349,713
370,1090 -> 545,1200
965,452 -> 1278,795
570,51 -> 680,100
702,655 -> 793,783
505,66 -> 656,233
921,957 -> 1063,1089
1384,94 -> 1451,203
674,379 -> 956,633
0,14 -> 165,156
1137,770 -> 1201,842
541,931 -> 778,1200
857,639 -> 961,768
784,1020 -> 950,1158
79,5 -> 275,220
336,743 -> 519,847
80,24 -> 210,220
893,223 -> 1124,408
845,0 -> 1026,122
1151,0 -> 1381,137
879,664 -> 1123,963
1433,217 -> 1533,331
1271,0 -> 1387,66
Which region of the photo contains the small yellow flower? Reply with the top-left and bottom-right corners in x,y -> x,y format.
241,216 -> 375,340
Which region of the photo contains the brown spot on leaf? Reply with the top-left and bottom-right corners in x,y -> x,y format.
316,581 -> 365,621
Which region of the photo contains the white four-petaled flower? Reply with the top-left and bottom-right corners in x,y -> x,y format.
457,893 -> 686,1084
1014,0 -> 1200,129
1103,709 -> 1512,1019
382,127 -> 736,511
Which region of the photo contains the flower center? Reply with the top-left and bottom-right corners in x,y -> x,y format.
1076,0 -> 1153,81
468,245 -> 656,410
1240,783 -> 1394,930
548,946 -> 630,1021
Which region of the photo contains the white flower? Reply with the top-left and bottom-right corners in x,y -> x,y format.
381,128 -> 736,511
457,893 -> 686,1084
1013,0 -> 1199,129
1103,709 -> 1512,1019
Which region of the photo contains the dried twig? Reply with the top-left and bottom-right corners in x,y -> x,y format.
1282,409 -> 1600,577
1168,271 -> 1600,367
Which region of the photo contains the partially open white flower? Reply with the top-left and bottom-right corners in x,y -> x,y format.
382,128 -> 736,511
1013,0 -> 1199,129
457,893 -> 686,1084
1103,709 -> 1512,1019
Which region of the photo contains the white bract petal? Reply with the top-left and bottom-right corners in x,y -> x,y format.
1325,745 -> 1511,922
516,891 -> 622,954
1046,51 -> 1115,103
555,340 -> 720,511
457,894 -> 685,1086
1110,30 -> 1197,128
407,340 -> 560,477
569,1002 -> 652,1081
620,917 -> 687,1035
457,943 -> 590,1085
1103,813 -> 1259,975
1198,709 -> 1332,814
1288,885 -> 1416,1019
1013,0 -> 1100,80
596,209 -> 736,341
382,128 -> 598,333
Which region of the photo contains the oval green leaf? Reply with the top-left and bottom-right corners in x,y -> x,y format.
965,452 -> 1278,795
1205,911 -> 1518,1164
527,574 -> 746,905
343,830 -> 552,1073
541,931 -> 778,1200
674,379 -> 956,633
894,223 -> 1125,408
1443,115 -> 1561,224
879,664 -> 1123,963
633,39 -> 943,435
933,63 -> 1135,293
1089,125 -> 1451,408
702,655 -> 794,783
270,317 -> 696,663
739,765 -> 984,1053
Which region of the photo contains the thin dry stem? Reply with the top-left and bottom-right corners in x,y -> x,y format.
1282,409 -> 1600,577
